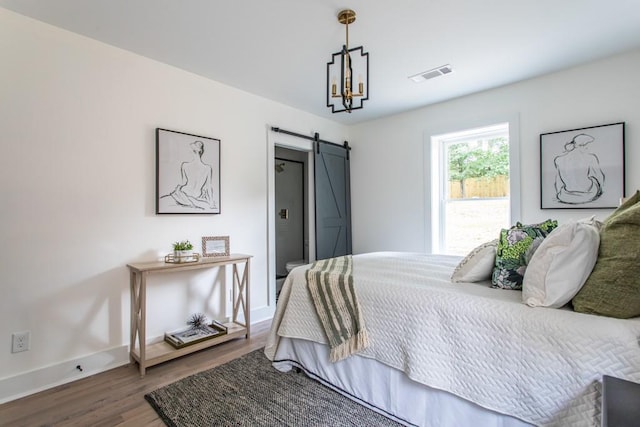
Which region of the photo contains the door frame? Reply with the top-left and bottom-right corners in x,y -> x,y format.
267,127 -> 316,310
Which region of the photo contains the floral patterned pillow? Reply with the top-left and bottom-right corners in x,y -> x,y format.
491,219 -> 558,290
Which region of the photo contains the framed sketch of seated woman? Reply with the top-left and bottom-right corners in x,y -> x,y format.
540,122 -> 624,209
156,128 -> 221,214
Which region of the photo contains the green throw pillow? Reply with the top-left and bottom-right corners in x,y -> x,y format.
492,219 -> 558,290
572,191 -> 640,318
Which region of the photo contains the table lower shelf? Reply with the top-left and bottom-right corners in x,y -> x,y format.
130,322 -> 247,371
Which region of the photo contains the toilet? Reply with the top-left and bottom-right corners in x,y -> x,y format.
285,259 -> 306,273
276,260 -> 306,302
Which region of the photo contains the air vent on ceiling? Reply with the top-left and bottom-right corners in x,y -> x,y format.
409,64 -> 453,83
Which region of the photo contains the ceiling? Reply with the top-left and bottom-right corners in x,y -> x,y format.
2,0 -> 640,125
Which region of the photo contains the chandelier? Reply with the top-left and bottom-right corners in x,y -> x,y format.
326,9 -> 369,113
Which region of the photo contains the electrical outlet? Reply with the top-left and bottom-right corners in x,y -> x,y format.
11,331 -> 30,353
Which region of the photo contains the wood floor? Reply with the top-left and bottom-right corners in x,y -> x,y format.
0,320 -> 272,427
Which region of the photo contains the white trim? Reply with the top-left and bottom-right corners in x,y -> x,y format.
507,117 -> 522,224
423,114 -> 521,253
0,345 -> 128,404
0,305 -> 273,404
249,305 -> 275,325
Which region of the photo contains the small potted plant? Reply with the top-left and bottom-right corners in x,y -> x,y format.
172,240 -> 194,262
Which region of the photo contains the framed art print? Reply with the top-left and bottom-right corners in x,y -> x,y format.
540,122 -> 625,209
156,128 -> 221,214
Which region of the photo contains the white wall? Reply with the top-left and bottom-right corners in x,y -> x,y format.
3,5 -> 639,402
0,8 -> 347,400
349,49 -> 640,254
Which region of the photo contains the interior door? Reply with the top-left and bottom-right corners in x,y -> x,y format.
314,141 -> 352,260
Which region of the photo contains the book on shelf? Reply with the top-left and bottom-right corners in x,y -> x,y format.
164,321 -> 228,349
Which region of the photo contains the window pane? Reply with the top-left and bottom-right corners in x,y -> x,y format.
440,127 -> 510,255
444,198 -> 509,254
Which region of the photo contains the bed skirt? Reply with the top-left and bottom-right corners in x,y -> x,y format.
271,337 -> 533,427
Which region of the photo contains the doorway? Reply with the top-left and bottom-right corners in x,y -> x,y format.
275,150 -> 307,280
266,127 -> 352,318
274,147 -> 310,300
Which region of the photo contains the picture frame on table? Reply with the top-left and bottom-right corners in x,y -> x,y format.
202,235 -> 230,257
540,122 -> 625,209
156,128 -> 221,214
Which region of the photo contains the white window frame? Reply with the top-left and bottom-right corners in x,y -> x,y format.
423,115 -> 521,254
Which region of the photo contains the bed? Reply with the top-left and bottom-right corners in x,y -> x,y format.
264,250 -> 640,427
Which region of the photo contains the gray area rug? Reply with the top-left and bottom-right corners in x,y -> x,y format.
145,348 -> 403,426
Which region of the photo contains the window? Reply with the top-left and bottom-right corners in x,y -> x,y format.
428,121 -> 519,255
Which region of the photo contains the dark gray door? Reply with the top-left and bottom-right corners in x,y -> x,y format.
314,141 -> 352,260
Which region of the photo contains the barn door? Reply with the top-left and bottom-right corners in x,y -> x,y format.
314,140 -> 352,260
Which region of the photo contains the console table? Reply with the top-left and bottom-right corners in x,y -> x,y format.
127,254 -> 251,377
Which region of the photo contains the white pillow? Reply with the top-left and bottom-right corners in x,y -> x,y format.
522,218 -> 600,308
451,239 -> 498,283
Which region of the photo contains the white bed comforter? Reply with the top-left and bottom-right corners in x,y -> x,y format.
265,252 -> 640,426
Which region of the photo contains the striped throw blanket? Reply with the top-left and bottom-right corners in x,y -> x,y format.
305,255 -> 370,362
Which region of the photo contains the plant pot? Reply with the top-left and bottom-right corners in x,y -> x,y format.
174,250 -> 192,262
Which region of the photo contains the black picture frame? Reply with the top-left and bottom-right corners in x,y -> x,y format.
156,128 -> 221,214
540,122 -> 625,209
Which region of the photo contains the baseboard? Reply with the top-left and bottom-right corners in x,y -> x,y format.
0,306 -> 275,404
0,345 -> 129,404
251,304 -> 275,325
